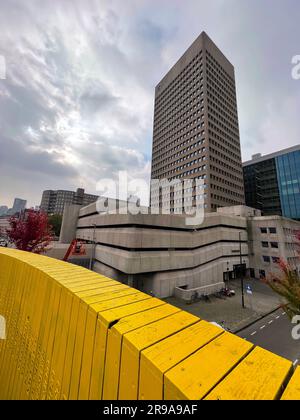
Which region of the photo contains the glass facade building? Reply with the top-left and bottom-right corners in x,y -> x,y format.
276,150 -> 300,220
243,146 -> 300,221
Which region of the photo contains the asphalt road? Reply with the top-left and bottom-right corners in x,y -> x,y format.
237,308 -> 300,366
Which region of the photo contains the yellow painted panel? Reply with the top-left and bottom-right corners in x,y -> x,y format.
103,304 -> 180,400
89,298 -> 164,400
139,320 -> 223,400
0,248 -> 297,402
48,273 -> 100,284
5,262 -> 31,398
88,319 -> 107,400
281,367 -> 300,400
20,269 -> 49,400
58,274 -> 110,286
46,288 -> 73,400
39,283 -> 62,400
90,292 -> 150,313
75,284 -> 128,299
82,288 -> 137,305
0,259 -> 20,396
164,333 -> 253,400
78,308 -> 97,400
98,298 -> 165,329
64,276 -> 113,286
68,279 -> 114,293
10,261 -> 40,399
0,259 -> 29,398
118,311 -> 199,400
30,280 -> 58,400
205,346 -> 292,400
60,296 -> 80,400
68,301 -> 88,400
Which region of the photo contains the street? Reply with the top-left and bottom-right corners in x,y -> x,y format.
237,308 -> 300,366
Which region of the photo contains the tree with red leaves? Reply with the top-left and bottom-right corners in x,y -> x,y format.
6,210 -> 54,254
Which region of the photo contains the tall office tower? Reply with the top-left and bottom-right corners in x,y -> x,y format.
151,32 -> 245,213
243,145 -> 300,220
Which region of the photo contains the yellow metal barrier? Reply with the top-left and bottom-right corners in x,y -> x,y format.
0,248 -> 298,400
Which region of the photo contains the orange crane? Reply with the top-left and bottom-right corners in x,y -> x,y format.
63,239 -> 86,261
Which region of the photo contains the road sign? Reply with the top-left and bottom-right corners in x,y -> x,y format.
246,284 -> 253,295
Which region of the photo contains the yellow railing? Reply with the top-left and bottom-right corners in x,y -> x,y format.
0,247 -> 299,400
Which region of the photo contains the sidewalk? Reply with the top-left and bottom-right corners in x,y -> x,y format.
164,278 -> 284,332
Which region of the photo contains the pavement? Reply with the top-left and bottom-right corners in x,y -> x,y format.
165,278 -> 283,332
165,278 -> 300,365
237,308 -> 300,366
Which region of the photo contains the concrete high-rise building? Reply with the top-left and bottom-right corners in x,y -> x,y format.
0,206 -> 8,217
151,31 -> 245,213
243,145 -> 300,220
40,188 -> 98,215
12,198 -> 27,213
6,198 -> 27,216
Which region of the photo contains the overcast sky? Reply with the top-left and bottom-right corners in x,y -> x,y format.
0,0 -> 299,208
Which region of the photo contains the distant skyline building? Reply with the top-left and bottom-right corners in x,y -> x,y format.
5,198 -> 27,216
0,206 -> 8,217
12,198 -> 27,213
150,31 -> 245,213
243,145 -> 300,220
40,188 -> 98,215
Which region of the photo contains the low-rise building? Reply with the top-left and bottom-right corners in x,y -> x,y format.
218,206 -> 300,278
61,201 -> 249,299
248,215 -> 300,279
59,203 -> 300,299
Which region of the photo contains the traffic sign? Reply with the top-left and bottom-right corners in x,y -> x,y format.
246,284 -> 253,295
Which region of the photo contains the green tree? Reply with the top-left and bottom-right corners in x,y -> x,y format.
48,214 -> 62,238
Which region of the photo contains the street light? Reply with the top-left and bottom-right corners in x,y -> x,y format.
89,224 -> 97,271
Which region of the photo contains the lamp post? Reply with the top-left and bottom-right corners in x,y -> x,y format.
239,231 -> 245,308
89,224 -> 97,271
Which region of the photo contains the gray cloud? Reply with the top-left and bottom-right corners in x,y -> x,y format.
0,136 -> 78,178
0,0 -> 299,208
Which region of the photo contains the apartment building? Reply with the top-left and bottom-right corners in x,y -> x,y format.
40,188 -> 98,215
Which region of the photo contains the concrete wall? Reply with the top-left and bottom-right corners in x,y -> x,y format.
134,256 -> 249,299
74,204 -> 249,298
59,204 -> 82,244
218,205 -> 262,218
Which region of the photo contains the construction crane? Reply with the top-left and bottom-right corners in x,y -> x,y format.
63,239 -> 86,262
